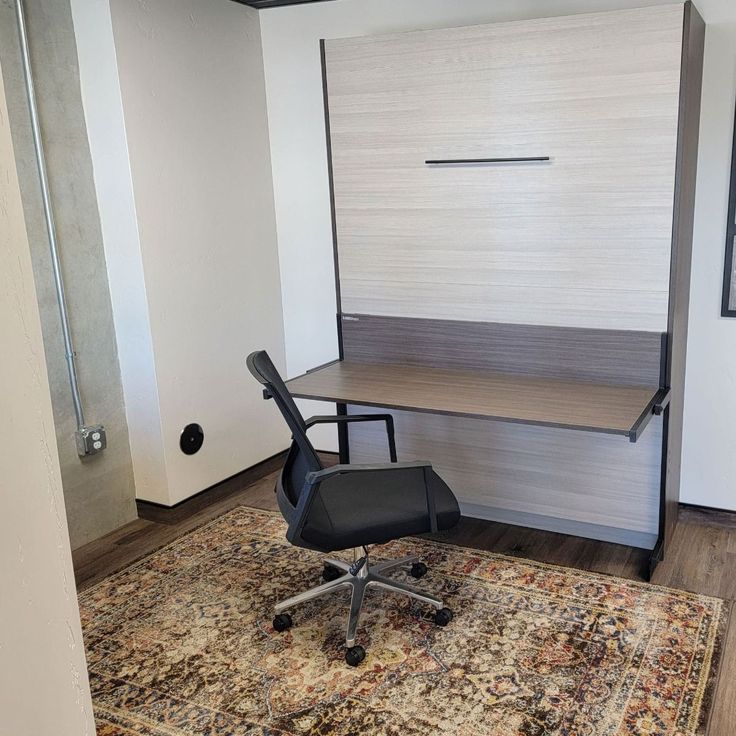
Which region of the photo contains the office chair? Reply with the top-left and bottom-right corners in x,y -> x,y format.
247,350 -> 461,666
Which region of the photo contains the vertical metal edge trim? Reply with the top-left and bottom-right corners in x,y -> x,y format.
320,38 -> 344,360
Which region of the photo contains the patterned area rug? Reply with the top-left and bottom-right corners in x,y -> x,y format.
80,507 -> 727,736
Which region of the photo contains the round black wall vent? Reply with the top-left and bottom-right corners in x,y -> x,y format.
180,423 -> 204,455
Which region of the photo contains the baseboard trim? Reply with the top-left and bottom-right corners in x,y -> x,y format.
680,501 -> 736,516
316,449 -> 339,459
137,449 -> 289,524
459,502 -> 658,550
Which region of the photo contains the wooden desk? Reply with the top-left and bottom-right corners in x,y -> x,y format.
286,361 -> 668,442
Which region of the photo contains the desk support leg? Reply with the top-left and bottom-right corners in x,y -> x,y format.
647,539 -> 664,581
646,403 -> 670,581
337,402 -> 350,464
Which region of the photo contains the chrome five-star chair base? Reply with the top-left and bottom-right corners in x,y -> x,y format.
272,549 -> 453,667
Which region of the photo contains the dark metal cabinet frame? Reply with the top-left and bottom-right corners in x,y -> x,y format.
318,3 -> 705,581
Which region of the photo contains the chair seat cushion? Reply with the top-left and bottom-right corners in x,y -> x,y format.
300,465 -> 460,551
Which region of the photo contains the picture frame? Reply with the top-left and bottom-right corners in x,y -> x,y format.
721,98 -> 736,317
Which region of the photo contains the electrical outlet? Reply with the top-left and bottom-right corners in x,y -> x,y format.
75,425 -> 107,457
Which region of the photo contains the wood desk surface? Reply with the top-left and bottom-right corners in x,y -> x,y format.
286,361 -> 660,438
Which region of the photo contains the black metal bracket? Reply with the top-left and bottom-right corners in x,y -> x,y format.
652,390 -> 672,416
628,387 -> 671,443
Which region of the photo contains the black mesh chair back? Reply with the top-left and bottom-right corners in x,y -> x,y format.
246,351 -> 323,513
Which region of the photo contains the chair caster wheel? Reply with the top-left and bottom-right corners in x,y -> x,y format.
434,608 -> 453,627
273,613 -> 293,632
410,562 -> 428,579
322,564 -> 342,582
345,645 -> 366,667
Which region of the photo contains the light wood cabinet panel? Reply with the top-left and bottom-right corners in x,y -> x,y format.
324,4 -> 685,331
347,407 -> 662,548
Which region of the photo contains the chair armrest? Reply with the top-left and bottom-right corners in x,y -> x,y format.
305,414 -> 397,462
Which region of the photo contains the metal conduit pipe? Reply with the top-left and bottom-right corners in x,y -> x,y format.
15,0 -> 106,456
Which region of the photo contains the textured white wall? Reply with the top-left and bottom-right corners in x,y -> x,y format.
74,0 -> 290,505
261,0 -> 736,506
680,22 -> 736,510
70,0 -> 168,503
0,63 -> 94,735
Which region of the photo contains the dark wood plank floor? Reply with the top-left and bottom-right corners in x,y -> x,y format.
73,453 -> 736,736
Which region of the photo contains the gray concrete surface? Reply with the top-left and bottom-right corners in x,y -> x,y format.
0,0 -> 137,548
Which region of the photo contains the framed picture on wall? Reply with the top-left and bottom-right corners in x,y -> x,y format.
721,99 -> 736,317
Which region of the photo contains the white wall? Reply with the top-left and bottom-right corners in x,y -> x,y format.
0,62 -> 94,735
261,0 -> 736,508
680,22 -> 736,509
74,0 -> 290,505
70,0 -> 169,503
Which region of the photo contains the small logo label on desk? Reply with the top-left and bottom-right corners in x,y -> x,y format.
342,315 -> 360,322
